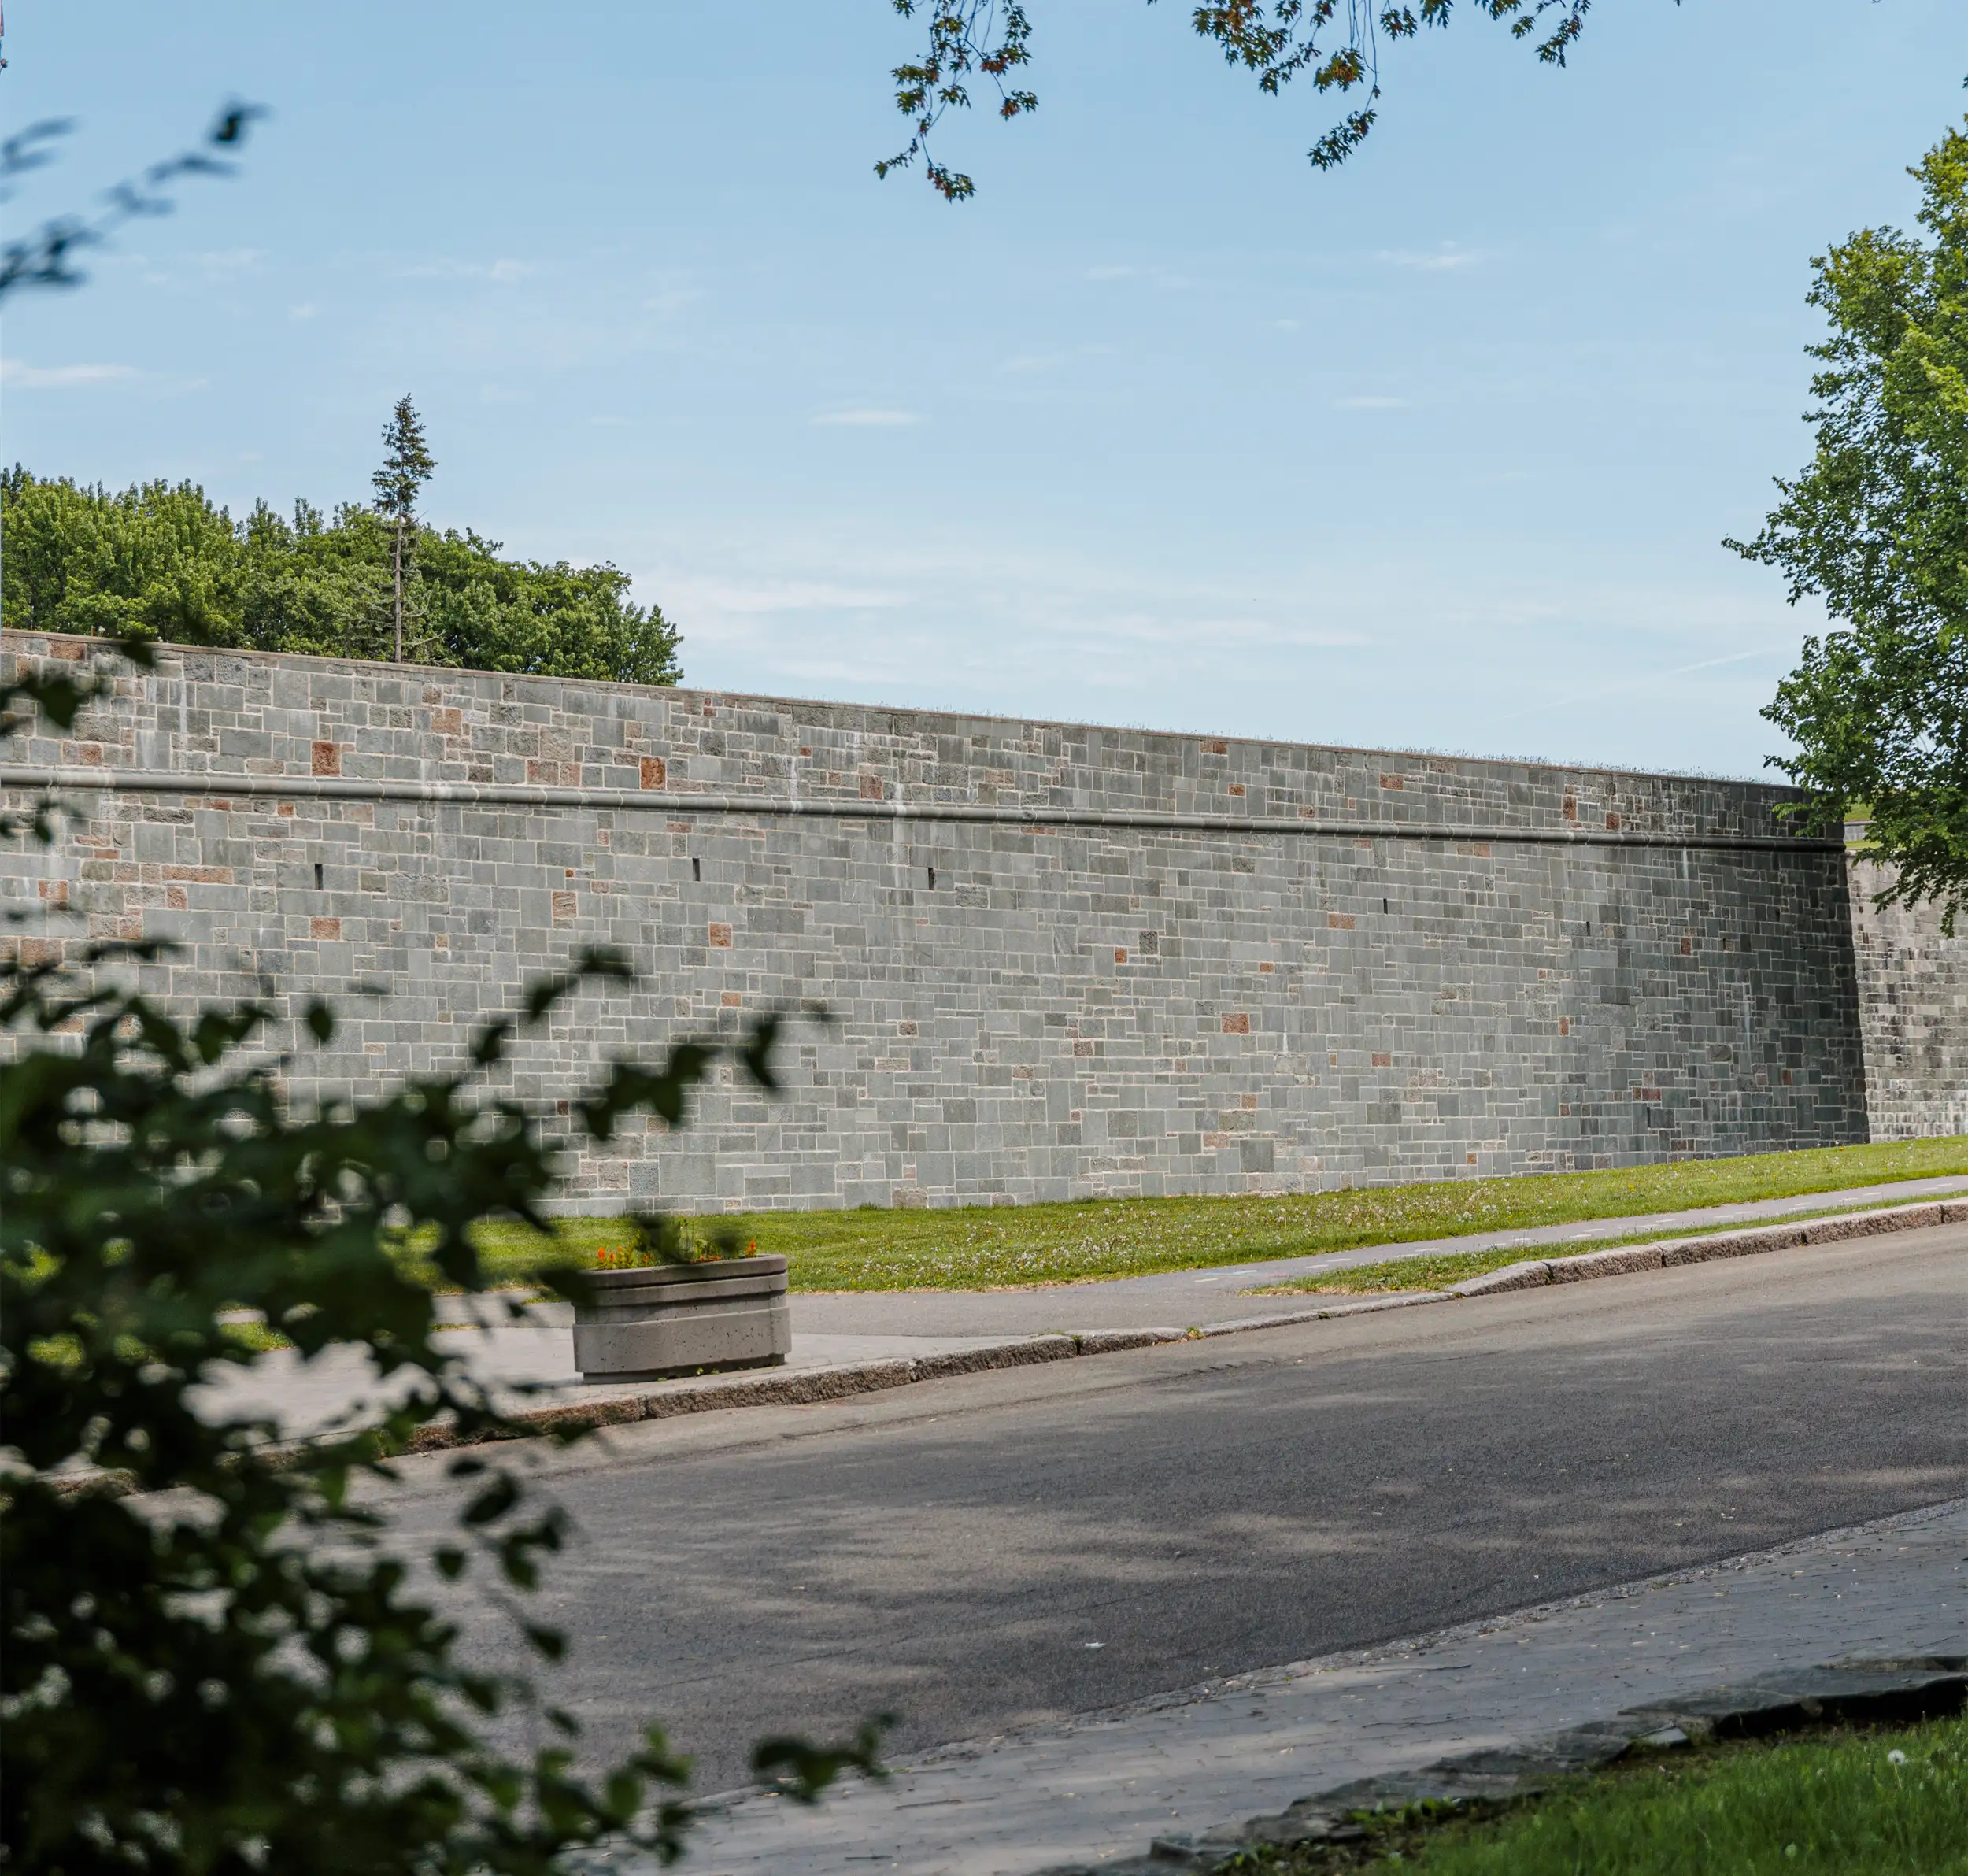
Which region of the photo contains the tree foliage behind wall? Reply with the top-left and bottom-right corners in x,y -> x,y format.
1732,120 -> 1968,933
0,468 -> 683,687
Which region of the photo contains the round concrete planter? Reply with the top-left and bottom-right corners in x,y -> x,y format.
572,1254 -> 791,1382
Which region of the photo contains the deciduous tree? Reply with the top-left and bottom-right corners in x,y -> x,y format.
1730,120 -> 1968,932
1,469 -> 683,688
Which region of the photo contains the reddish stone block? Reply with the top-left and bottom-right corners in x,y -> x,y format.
311,916 -> 342,939
1221,1013 -> 1250,1034
552,891 -> 577,924
640,757 -> 668,790
311,741 -> 340,776
708,923 -> 733,948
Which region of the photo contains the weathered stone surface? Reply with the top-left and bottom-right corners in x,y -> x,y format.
1546,1244 -> 1667,1281
572,1255 -> 791,1380
6,632 -> 1946,1215
1448,1260 -> 1551,1296
1849,857 -> 1968,1140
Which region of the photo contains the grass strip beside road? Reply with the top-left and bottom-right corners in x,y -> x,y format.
1231,1715 -> 1968,1874
437,1137 -> 1968,1294
1246,1195 -> 1951,1297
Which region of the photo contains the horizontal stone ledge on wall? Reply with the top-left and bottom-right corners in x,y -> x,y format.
0,764 -> 1843,854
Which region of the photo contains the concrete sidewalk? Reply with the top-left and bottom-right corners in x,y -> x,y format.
194,1175 -> 1968,1441
597,1497 -> 1968,1876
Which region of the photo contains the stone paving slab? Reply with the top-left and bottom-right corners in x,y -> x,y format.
596,1497 -> 1968,1876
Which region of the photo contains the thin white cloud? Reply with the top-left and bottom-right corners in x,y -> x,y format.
287,302 -> 320,322
191,247 -> 268,276
2,361 -> 141,390
1334,394 -> 1411,410
662,575 -> 909,616
399,257 -> 538,283
641,279 -> 703,315
1376,245 -> 1481,272
811,408 -> 921,427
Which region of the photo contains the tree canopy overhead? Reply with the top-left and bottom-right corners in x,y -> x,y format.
881,0 -> 1601,198
1733,119 -> 1968,931
0,468 -> 683,689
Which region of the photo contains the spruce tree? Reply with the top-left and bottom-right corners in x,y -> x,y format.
371,394 -> 436,663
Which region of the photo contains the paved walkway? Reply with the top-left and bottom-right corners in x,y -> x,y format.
194,1175 -> 1968,1439
611,1497 -> 1968,1876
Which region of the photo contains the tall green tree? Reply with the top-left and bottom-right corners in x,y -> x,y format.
1731,119 -> 1968,933
372,396 -> 438,664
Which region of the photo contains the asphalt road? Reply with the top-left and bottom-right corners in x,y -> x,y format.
375,1225 -> 1968,1790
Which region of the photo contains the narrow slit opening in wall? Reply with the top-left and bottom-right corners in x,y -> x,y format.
1382,897 -> 1389,915
927,866 -> 937,890
691,856 -> 701,882
313,862 -> 324,890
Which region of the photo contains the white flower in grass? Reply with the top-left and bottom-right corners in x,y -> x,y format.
1887,1748 -> 1908,1767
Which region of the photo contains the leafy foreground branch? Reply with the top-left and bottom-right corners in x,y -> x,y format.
881,0 -> 1600,198
0,935 -> 881,1874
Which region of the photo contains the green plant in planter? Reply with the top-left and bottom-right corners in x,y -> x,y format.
592,1226 -> 761,1270
0,646 -> 882,1875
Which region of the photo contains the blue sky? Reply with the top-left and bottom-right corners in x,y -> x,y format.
5,2 -> 1963,777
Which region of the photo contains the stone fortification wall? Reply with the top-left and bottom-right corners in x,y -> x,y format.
0,632 -> 1871,1211
1848,858 -> 1968,1139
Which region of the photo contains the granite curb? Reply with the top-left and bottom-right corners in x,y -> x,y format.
400,1194 -> 1968,1453
1039,1655 -> 1968,1874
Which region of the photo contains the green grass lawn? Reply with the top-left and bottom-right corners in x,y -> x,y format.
1234,1715 -> 1968,1874
432,1136 -> 1968,1294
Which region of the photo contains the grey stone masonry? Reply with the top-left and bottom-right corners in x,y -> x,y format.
1849,856 -> 1968,1139
0,632 -> 1888,1211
